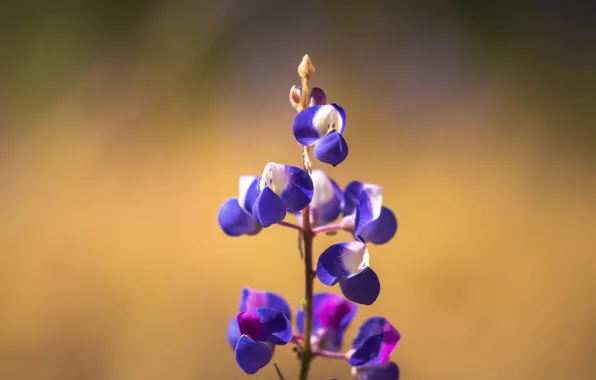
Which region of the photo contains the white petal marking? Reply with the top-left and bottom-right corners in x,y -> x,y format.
312,105 -> 343,137
310,170 -> 335,208
238,175 -> 257,211
340,241 -> 370,275
362,184 -> 383,220
260,162 -> 291,196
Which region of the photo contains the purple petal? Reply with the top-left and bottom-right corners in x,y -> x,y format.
315,293 -> 358,331
309,87 -> 328,106
237,307 -> 292,345
238,176 -> 261,213
352,362 -> 400,380
340,267 -> 381,305
280,167 -> 314,212
227,317 -> 242,349
343,181 -> 365,216
252,187 -> 286,227
316,241 -> 370,286
314,131 -> 349,167
310,170 -> 344,227
293,104 -> 347,146
260,163 -> 314,212
296,293 -> 357,351
359,207 -> 398,245
355,185 -> 383,241
235,335 -> 273,374
239,287 -> 292,320
350,317 -> 400,366
218,198 -> 261,236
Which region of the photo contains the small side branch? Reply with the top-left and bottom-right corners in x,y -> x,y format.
277,220 -> 303,231
312,224 -> 344,235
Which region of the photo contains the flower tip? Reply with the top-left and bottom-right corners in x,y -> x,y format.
298,54 -> 315,78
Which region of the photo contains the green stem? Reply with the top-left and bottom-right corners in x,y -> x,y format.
298,204 -> 314,380
297,54 -> 316,380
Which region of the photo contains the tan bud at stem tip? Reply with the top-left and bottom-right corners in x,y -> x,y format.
298,54 -> 315,78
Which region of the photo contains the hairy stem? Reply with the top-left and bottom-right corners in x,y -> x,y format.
299,207 -> 314,380
297,54 -> 315,380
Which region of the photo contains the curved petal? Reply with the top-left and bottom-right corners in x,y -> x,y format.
351,362 -> 400,380
238,176 -> 261,213
343,181 -> 365,216
350,317 -> 400,367
355,185 -> 383,240
280,166 -> 314,212
315,293 -> 358,332
260,163 -> 314,212
252,187 -> 286,227
237,307 -> 292,345
310,170 -> 344,227
340,267 -> 381,305
293,104 -> 347,146
316,241 -> 370,286
235,335 -> 273,374
239,287 -> 292,321
314,131 -> 349,167
218,198 -> 261,236
359,207 -> 398,245
227,317 -> 242,350
296,293 -> 357,348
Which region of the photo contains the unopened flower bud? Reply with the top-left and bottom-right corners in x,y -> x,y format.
309,87 -> 327,106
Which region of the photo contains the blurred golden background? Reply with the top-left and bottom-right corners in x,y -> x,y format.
1,1 -> 595,379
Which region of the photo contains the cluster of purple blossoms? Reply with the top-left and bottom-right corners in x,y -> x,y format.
218,57 -> 401,379
227,288 -> 400,378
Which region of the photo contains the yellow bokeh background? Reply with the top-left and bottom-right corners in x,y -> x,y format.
1,2 -> 595,379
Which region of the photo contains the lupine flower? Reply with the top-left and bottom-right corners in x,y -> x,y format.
351,362 -> 400,380
295,292 -> 357,352
293,169 -> 344,227
218,176 -> 262,237
316,241 -> 381,305
234,307 -> 293,374
292,95 -> 348,167
227,287 -> 292,350
341,181 -> 398,245
251,162 -> 314,227
348,317 -> 400,368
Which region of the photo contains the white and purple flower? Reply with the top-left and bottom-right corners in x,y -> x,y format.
234,307 -> 293,374
295,292 -> 357,352
341,181 -> 398,245
226,288 -> 292,375
251,162 -> 314,227
292,93 -> 348,167
349,317 -> 401,379
316,241 -> 381,305
217,175 -> 262,237
292,169 -> 344,228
